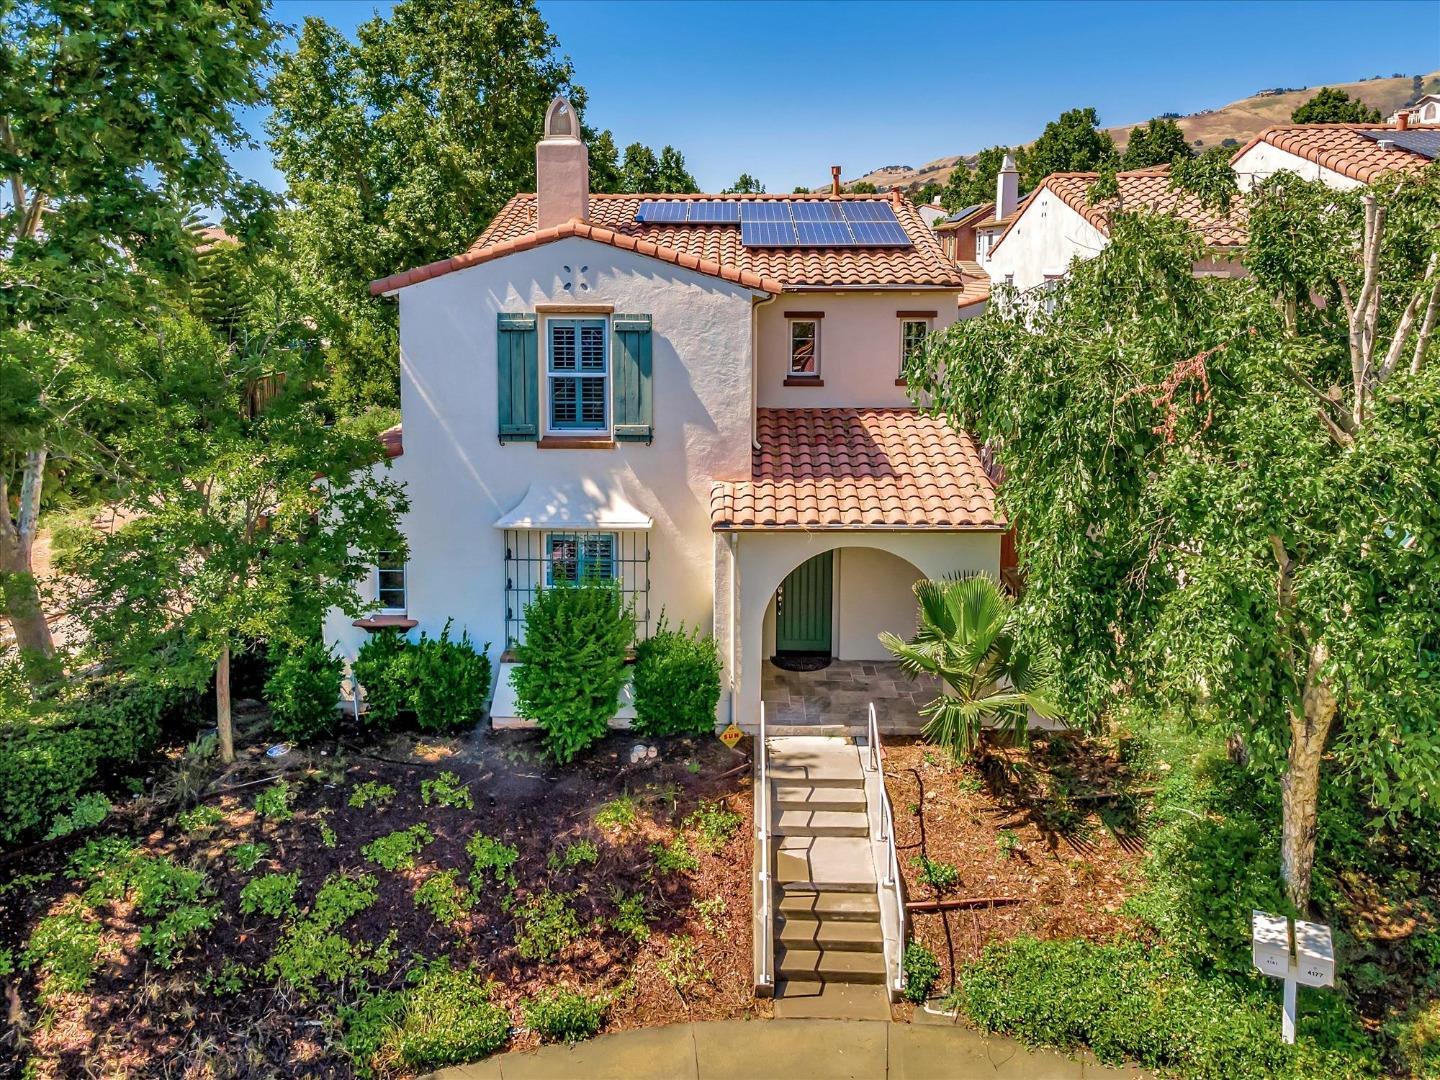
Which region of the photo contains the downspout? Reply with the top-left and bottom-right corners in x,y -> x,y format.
752,291 -> 780,449
727,530 -> 739,726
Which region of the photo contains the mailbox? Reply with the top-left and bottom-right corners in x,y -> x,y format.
1293,920 -> 1335,987
1252,910 -> 1292,978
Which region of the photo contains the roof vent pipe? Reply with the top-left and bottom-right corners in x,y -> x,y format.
831,166 -> 842,196
1397,111 -> 1410,131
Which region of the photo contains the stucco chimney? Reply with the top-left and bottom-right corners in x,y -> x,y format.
831,166 -> 842,196
996,152 -> 1019,220
536,97 -> 588,229
1396,111 -> 1410,131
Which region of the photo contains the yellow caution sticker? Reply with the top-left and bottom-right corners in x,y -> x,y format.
718,722 -> 744,749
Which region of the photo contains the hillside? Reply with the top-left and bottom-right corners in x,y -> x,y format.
844,71 -> 1440,193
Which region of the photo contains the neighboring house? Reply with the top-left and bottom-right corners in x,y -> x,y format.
914,197 -> 948,228
327,98 -> 999,731
1230,122 -> 1437,191
973,154 -> 1022,268
1390,93 -> 1440,126
984,165 -> 1248,292
933,201 -> 993,263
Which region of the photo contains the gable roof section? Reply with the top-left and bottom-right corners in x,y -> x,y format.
991,166 -> 1248,255
372,192 -> 972,296
1231,123 -> 1434,185
370,218 -> 783,297
711,408 -> 1001,530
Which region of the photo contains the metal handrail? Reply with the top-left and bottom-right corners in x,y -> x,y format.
757,701 -> 773,990
868,702 -> 907,995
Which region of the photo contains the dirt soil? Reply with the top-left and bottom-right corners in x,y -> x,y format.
883,732 -> 1148,1001
1,722 -> 764,1077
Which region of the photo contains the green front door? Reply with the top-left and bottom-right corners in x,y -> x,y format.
775,552 -> 833,654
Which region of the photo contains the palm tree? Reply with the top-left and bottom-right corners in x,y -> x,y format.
879,574 -> 1059,756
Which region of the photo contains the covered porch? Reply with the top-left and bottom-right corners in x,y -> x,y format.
762,658 -> 938,734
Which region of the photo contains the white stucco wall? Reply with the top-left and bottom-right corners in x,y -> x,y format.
1231,143 -> 1360,192
757,291 -> 961,408
835,547 -> 923,660
728,530 -> 1001,730
324,236 -> 761,680
985,192 -> 1109,292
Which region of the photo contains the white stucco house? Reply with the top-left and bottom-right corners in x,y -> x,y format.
325,99 -> 997,733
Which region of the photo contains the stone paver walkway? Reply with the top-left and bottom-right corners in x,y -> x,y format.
435,1017 -> 1148,1079
763,659 -> 938,733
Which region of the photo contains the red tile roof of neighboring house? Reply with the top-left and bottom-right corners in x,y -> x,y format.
955,260 -> 990,307
990,166 -> 1248,255
1231,123 -> 1435,185
379,423 -> 403,458
371,192 -> 975,296
934,202 -> 996,232
711,408 -> 1001,530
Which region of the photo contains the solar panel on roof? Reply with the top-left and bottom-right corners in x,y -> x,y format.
1359,128 -> 1440,160
740,202 -> 791,222
740,219 -> 799,246
847,219 -> 911,246
686,200 -> 742,224
635,200 -> 689,223
794,220 -> 854,246
790,201 -> 844,222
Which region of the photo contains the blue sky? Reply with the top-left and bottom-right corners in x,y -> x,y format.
236,0 -> 1440,194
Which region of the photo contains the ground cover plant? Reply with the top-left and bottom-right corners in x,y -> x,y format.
1,728 -> 758,1077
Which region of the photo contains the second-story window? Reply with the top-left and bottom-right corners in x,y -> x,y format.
547,318 -> 608,432
900,318 -> 930,373
375,550 -> 406,611
789,319 -> 819,378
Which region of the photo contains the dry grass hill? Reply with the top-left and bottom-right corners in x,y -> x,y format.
843,71 -> 1440,193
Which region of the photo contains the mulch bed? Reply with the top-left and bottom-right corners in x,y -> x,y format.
1,722 -> 765,1077
883,732 -> 1148,1002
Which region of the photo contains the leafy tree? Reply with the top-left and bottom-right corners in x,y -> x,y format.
619,143 -> 659,192
1017,107 -> 1117,189
940,146 -> 1010,211
912,181 -> 943,205
1120,118 -> 1194,170
913,169 -> 1440,910
849,181 -> 879,194
722,173 -> 765,195
266,0 -> 585,410
880,576 -> 1058,756
0,0 -> 278,681
1169,146 -> 1240,213
1291,87 -> 1382,124
792,185 -> 813,195
587,129 -> 623,194
654,146 -> 699,194
63,313 -> 407,762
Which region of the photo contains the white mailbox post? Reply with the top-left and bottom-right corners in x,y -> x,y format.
1251,911 -> 1336,1043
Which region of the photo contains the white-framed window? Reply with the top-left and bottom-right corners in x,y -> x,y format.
899,318 -> 930,374
546,532 -> 617,585
788,318 -> 819,377
976,231 -> 992,260
375,550 -> 406,611
546,317 -> 608,432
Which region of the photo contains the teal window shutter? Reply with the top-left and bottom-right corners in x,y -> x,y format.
612,314 -> 653,442
497,313 -> 538,441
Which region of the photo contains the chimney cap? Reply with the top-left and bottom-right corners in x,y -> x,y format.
543,96 -> 579,140
1000,152 -> 1017,172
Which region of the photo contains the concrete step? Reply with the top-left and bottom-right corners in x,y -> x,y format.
775,808 -> 870,838
767,739 -> 865,790
772,784 -> 867,813
776,946 -> 887,984
777,918 -> 884,953
775,835 -> 876,892
777,890 -> 881,923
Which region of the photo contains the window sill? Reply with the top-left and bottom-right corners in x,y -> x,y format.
353,615 -> 418,631
538,435 -> 616,450
784,377 -> 825,387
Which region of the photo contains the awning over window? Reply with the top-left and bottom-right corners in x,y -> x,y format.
494,480 -> 653,531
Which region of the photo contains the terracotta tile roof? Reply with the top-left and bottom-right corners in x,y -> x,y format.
711,408 -> 1001,530
955,260 -> 990,307
1232,123 -> 1435,185
934,202 -> 995,231
379,423 -> 403,458
991,166 -> 1248,254
457,192 -> 969,291
370,218 -> 783,297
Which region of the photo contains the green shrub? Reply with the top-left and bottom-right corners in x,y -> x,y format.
267,872 -> 395,996
649,836 -> 699,875
232,842 -> 269,873
43,792 -> 111,841
1393,999 -> 1440,1079
340,989 -> 406,1079
913,854 -> 960,891
692,895 -> 727,935
381,963 -> 510,1070
951,936 -> 1374,1079
522,986 -> 607,1044
903,940 -> 942,1003
657,934 -> 708,991
420,770 -> 473,809
363,824 -> 434,871
414,869 -> 472,926
515,891 -> 581,963
264,640 -> 343,742
348,781 -> 396,808
630,617 -> 722,736
547,839 -> 599,871
511,581 -> 633,763
609,889 -> 650,941
23,901 -> 105,996
685,800 -> 742,852
353,623 -> 492,733
594,793 -> 639,832
177,803 -> 224,833
466,832 -> 518,893
253,781 -> 294,822
143,900 -> 219,968
240,872 -> 301,918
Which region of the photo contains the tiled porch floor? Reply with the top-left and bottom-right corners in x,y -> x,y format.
761,659 -> 938,734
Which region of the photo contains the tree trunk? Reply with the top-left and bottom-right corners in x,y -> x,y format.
1280,644 -> 1338,913
0,447 -> 55,669
217,644 -> 234,764
0,558 -> 54,660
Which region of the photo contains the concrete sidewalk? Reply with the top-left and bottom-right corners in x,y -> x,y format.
436,1017 -> 1148,1079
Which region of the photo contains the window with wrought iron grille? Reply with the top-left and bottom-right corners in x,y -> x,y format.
547,318 -> 608,431
504,529 -> 650,647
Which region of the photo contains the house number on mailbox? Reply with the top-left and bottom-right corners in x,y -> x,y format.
1251,911 -> 1336,1044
